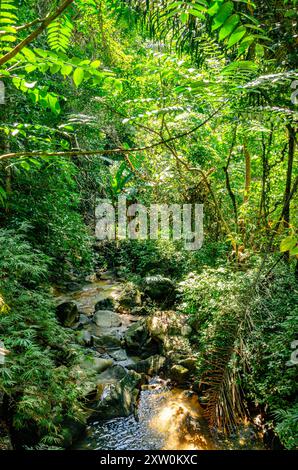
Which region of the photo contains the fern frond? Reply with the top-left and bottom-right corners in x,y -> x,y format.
0,0 -> 17,44
47,14 -> 73,53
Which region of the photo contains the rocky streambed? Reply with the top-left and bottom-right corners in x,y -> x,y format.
54,274 -> 264,451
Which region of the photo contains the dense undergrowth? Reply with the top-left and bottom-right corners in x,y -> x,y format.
0,0 -> 297,451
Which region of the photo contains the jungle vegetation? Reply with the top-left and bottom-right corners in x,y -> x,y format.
0,0 -> 297,450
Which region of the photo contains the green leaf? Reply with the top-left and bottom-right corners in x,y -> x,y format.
219,14 -> 240,40
280,236 -> 297,253
207,1 -> 222,16
73,68 -> 84,87
90,60 -> 101,68
227,25 -> 247,47
61,64 -> 73,76
180,12 -> 188,24
212,1 -> 234,31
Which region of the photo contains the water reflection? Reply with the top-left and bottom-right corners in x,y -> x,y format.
74,379 -> 214,450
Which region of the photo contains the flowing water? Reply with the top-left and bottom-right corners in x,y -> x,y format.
55,276 -> 265,451
74,378 -> 215,450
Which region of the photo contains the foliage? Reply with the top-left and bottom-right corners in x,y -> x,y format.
0,228 -> 83,445
178,261 -> 298,448
0,0 -> 297,451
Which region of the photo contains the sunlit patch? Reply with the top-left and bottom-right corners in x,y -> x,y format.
149,388 -> 214,450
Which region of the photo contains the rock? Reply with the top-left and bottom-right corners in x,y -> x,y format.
96,365 -> 127,384
170,364 -> 191,384
98,271 -> 114,280
92,334 -> 122,349
131,305 -> 149,316
93,310 -> 122,328
78,314 -> 90,326
127,355 -> 166,375
95,298 -> 115,311
124,319 -> 159,358
178,357 -> 197,372
93,370 -> 141,419
181,325 -> 192,337
118,282 -> 142,310
80,356 -> 114,374
76,330 -> 92,347
143,276 -> 176,305
109,349 -> 128,361
85,273 -> 97,282
73,314 -> 90,330
56,301 -> 79,327
61,417 -> 86,448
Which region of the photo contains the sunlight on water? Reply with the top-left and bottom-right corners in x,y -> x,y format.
74,378 -> 215,450
149,387 -> 214,450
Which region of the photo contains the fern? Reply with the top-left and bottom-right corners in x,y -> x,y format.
0,0 -> 17,45
47,14 -> 73,53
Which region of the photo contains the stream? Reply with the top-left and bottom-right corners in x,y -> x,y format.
54,276 -> 265,451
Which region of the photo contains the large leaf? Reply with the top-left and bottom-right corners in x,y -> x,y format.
73,68 -> 84,87
219,13 -> 240,40
212,2 -> 234,31
227,25 -> 247,47
280,236 -> 297,253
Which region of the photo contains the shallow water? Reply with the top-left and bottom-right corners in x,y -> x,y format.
74,378 -> 214,450
56,277 -> 265,451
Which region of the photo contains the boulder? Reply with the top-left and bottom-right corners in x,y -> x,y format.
118,282 -> 142,310
143,276 -> 176,305
124,319 -> 159,358
56,301 -> 79,327
96,364 -> 127,384
93,310 -> 122,328
170,364 -> 191,384
178,357 -> 197,372
92,370 -> 141,419
80,356 -> 113,374
95,298 -> 115,311
127,355 -> 166,375
92,334 -> 122,349
109,349 -> 128,362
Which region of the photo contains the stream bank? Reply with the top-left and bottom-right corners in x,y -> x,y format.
54,273 -> 265,451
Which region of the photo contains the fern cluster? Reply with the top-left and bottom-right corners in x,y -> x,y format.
47,14 -> 73,53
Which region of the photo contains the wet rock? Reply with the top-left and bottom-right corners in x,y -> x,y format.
178,357 -> 197,372
76,330 -> 92,347
93,370 -> 141,419
95,298 -> 115,311
96,364 -> 127,384
124,319 -> 159,358
56,301 -> 79,327
127,355 -> 166,375
61,417 -> 86,448
170,364 -> 191,384
80,356 -> 114,374
92,334 -> 122,349
131,305 -> 149,316
79,313 -> 90,325
93,310 -> 122,328
97,271 -> 114,280
109,349 -> 128,362
118,282 -> 142,310
143,276 -> 176,305
73,313 -> 90,330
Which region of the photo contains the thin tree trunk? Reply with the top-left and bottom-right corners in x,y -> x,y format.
244,143 -> 251,204
283,125 -> 296,261
283,125 -> 295,228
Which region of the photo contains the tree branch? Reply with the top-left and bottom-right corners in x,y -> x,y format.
0,104 -> 227,161
0,0 -> 75,67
